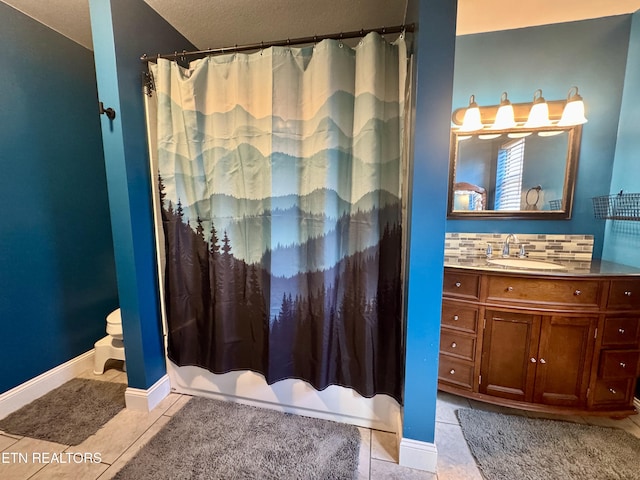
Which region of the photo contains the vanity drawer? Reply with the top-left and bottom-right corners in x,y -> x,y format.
598,350 -> 640,379
440,329 -> 476,362
486,276 -> 600,308
607,279 -> 640,309
443,270 -> 481,300
441,301 -> 479,333
592,378 -> 633,405
601,317 -> 640,347
438,356 -> 474,390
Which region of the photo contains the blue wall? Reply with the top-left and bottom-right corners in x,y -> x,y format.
0,4 -> 118,392
603,10 -> 640,268
89,0 -> 196,389
449,16 -> 632,259
402,0 -> 457,445
601,10 -> 640,399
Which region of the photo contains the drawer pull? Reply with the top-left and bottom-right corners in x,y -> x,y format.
619,328 -> 625,334
624,291 -> 632,297
620,362 -> 627,369
451,342 -> 457,348
453,315 -> 459,321
530,357 -> 537,363
574,290 -> 582,296
449,369 -> 456,375
507,286 -> 514,292
609,388 -> 617,395
539,358 -> 546,364
455,282 -> 461,288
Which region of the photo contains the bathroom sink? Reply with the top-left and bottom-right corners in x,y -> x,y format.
487,258 -> 567,271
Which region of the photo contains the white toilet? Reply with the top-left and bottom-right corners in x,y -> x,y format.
94,308 -> 126,374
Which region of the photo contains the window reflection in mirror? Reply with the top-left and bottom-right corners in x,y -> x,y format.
448,126 -> 581,219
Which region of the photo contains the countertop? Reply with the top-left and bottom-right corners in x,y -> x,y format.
444,255 -> 640,277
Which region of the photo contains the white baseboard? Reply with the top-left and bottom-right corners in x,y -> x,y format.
634,397 -> 639,412
0,350 -> 95,420
399,437 -> 438,473
125,374 -> 171,412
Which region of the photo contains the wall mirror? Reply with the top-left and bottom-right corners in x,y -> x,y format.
447,91 -> 584,219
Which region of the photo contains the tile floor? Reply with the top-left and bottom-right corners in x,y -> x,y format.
1,363 -> 639,479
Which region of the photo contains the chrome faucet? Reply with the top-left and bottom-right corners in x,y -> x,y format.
502,233 -> 519,257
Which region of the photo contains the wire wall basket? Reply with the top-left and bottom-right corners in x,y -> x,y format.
592,192 -> 640,221
549,199 -> 562,210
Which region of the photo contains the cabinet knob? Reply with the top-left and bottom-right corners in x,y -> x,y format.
449,369 -> 456,375
453,315 -> 459,321
451,342 -> 457,348
539,358 -> 546,364
574,290 -> 582,296
624,291 -> 632,297
609,388 -> 617,395
620,362 -> 627,369
619,328 -> 626,334
530,357 -> 537,363
455,282 -> 461,288
507,286 -> 514,292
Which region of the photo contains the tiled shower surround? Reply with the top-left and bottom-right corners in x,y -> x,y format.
445,233 -> 594,261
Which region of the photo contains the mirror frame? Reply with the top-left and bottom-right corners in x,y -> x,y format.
447,125 -> 582,219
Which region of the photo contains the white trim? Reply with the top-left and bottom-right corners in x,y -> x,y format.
125,374 -> 171,412
0,350 -> 95,420
399,437 -> 438,473
634,397 -> 640,412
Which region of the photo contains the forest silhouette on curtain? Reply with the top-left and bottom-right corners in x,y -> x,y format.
151,32 -> 409,402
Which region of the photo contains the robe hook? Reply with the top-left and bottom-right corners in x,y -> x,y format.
98,101 -> 116,120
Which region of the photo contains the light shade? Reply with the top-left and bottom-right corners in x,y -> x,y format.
459,94 -> 484,132
538,130 -> 564,137
491,92 -> 516,130
558,86 -> 587,126
508,131 -> 532,139
524,89 -> 551,128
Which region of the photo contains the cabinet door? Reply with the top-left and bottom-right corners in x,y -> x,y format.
480,310 -> 540,402
533,315 -> 596,407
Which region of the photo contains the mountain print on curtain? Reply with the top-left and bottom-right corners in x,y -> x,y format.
151,32 -> 409,403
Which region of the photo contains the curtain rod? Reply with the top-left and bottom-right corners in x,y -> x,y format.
140,24 -> 414,63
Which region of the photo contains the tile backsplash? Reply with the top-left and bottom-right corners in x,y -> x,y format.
445,233 -> 593,261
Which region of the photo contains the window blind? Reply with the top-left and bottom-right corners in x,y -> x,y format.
494,138 -> 525,210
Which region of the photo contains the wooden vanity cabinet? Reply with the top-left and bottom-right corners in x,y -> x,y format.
439,268 -> 640,416
480,310 -> 595,407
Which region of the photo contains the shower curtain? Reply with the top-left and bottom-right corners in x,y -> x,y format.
150,32 -> 409,403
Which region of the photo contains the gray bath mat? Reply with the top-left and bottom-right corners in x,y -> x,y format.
0,378 -> 126,445
457,408 -> 640,480
114,396 -> 361,479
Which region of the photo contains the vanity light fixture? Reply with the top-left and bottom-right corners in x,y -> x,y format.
523,89 -> 551,128
451,87 -> 587,136
479,92 -> 516,139
459,94 -> 484,132
491,92 -> 516,129
558,86 -> 588,126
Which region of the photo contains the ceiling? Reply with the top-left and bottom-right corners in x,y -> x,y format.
2,0 -> 640,51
